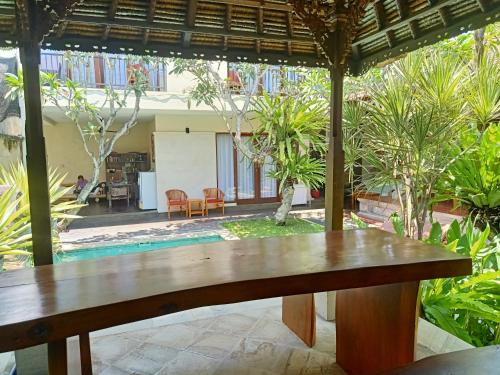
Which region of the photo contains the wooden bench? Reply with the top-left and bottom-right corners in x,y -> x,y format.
0,229 -> 471,375
384,345 -> 500,374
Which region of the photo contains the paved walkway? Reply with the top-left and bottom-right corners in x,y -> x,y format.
64,298 -> 434,375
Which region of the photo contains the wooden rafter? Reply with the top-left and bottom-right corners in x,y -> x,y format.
408,20 -> 419,39
142,28 -> 150,45
438,6 -> 450,27
386,29 -> 395,48
203,0 -> 290,12
66,15 -> 308,44
373,1 -> 386,30
225,4 -> 232,31
148,0 -> 157,22
395,0 -> 409,19
475,0 -> 489,12
352,0 -> 460,47
143,0 -> 157,46
102,25 -> 111,41
358,5 -> 499,72
108,0 -> 118,20
257,7 -> 264,34
286,12 -> 294,37
183,0 -> 198,48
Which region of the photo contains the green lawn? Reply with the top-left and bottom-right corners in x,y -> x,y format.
222,217 -> 324,238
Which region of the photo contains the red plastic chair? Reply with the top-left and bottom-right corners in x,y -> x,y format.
203,188 -> 225,216
165,189 -> 188,219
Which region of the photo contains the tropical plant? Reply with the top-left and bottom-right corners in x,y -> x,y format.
420,218 -> 499,347
252,94 -> 328,225
342,101 -> 365,205
5,52 -> 155,203
361,50 -> 467,239
0,185 -> 32,262
356,213 -> 499,347
437,125 -> 500,235
0,163 -> 83,268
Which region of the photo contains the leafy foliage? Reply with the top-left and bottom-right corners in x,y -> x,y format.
352,213 -> 499,347
0,163 -> 83,267
0,185 -> 32,259
252,93 -> 328,224
421,218 -> 499,347
360,50 -> 467,239
437,125 -> 500,234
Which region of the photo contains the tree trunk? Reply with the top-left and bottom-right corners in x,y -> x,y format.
77,165 -> 101,204
474,28 -> 486,66
275,182 -> 295,226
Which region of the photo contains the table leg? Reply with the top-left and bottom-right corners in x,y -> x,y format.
48,339 -> 67,375
79,333 -> 93,375
336,281 -> 420,375
282,294 -> 316,347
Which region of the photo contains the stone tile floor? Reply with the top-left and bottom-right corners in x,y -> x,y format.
62,298 -> 436,375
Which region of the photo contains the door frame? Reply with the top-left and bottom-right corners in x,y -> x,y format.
216,133 -> 280,204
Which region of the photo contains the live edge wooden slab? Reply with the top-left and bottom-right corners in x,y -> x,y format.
0,229 -> 471,375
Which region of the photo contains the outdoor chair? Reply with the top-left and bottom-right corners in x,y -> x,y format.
203,188 -> 225,216
166,189 -> 188,219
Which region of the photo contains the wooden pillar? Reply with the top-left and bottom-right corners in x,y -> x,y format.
325,64 -> 345,231
19,42 -> 53,266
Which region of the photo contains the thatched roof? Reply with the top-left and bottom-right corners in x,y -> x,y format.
1,0 -> 498,74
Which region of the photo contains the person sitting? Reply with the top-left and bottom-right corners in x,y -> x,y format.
74,175 -> 88,195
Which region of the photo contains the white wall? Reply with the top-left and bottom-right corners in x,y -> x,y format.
154,132 -> 217,213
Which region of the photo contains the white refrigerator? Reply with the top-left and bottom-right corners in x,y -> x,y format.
138,171 -> 157,210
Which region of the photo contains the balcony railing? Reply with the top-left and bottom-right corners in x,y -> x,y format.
227,64 -> 302,95
40,51 -> 168,92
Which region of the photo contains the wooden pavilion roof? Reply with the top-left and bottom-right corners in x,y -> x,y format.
1,0 -> 499,74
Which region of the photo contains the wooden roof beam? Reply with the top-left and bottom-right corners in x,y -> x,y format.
475,0 -> 488,12
66,15 -> 309,44
373,1 -> 386,30
143,28 -> 150,45
408,20 -> 419,39
286,12 -> 294,37
438,7 -> 450,27
183,0 -> 198,48
147,0 -> 157,22
385,29 -> 395,48
108,0 -> 118,20
257,7 -> 264,34
358,5 -> 499,73
353,0 -> 458,47
143,0 -> 157,45
225,4 -> 232,31
203,0 -> 290,12
395,0 -> 409,20
102,25 -> 111,40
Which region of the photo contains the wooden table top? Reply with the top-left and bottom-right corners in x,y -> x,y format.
0,229 -> 471,351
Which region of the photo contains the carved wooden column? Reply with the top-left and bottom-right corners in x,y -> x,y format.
282,0 -> 372,348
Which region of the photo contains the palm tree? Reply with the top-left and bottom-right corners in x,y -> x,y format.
361,50 -> 466,239
252,94 -> 328,225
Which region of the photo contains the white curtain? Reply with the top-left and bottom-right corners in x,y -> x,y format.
216,134 -> 236,201
237,136 -> 255,199
260,156 -> 277,198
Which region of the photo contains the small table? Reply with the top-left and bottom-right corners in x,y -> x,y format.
187,198 -> 205,218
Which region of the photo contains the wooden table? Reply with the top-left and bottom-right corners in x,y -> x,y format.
187,198 -> 205,218
0,229 -> 471,375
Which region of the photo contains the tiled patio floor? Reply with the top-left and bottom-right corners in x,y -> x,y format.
64,298 -> 436,375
